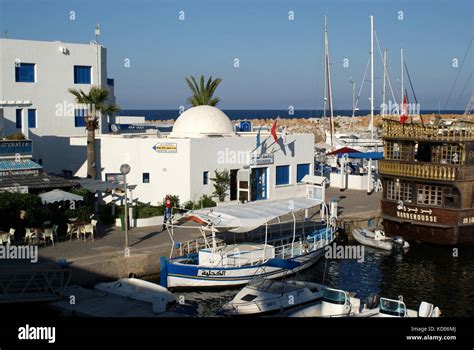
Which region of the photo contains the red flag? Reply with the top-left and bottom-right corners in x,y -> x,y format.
400,95 -> 408,124
270,118 -> 278,143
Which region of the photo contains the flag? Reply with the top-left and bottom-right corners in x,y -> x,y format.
281,127 -> 287,144
400,95 -> 408,124
270,118 -> 278,143
256,125 -> 262,148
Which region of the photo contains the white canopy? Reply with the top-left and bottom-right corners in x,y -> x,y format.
186,198 -> 323,233
39,189 -> 83,204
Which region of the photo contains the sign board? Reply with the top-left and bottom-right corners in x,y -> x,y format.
0,186 -> 29,194
0,140 -> 32,157
238,121 -> 253,132
153,143 -> 177,153
0,169 -> 40,177
105,173 -> 125,185
250,153 -> 274,166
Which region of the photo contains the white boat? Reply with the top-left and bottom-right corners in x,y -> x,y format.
94,278 -> 175,314
286,287 -> 441,318
352,228 -> 409,251
221,278 -> 324,316
160,198 -> 336,289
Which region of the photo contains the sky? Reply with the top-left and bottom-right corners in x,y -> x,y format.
0,0 -> 472,110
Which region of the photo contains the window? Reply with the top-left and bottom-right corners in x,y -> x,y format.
16,109 -> 22,128
417,185 -> 442,206
431,144 -> 462,165
203,171 -> 209,185
276,165 -> 290,185
74,109 -> 86,127
74,66 -> 92,84
28,109 -> 36,128
296,164 -> 310,183
15,63 -> 35,82
143,173 -> 150,183
385,141 -> 413,161
386,179 -> 412,203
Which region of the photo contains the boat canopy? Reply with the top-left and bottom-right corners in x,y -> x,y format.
345,152 -> 384,160
179,197 -> 323,233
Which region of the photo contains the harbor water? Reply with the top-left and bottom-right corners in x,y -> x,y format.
169,243 -> 474,317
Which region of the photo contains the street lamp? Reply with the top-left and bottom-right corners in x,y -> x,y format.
120,164 -> 131,250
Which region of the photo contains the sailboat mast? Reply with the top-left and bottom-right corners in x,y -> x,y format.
382,49 -> 387,116
325,16 -> 335,149
401,48 -> 404,108
370,15 -> 374,141
323,15 -> 328,120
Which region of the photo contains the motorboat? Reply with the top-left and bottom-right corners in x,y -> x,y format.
160,199 -> 337,289
94,278 -> 175,313
352,228 -> 409,251
221,278 -> 324,316
285,287 -> 441,318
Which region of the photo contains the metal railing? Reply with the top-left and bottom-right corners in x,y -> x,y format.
382,119 -> 474,141
379,160 -> 457,181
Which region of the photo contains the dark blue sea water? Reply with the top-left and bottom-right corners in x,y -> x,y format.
119,109 -> 465,121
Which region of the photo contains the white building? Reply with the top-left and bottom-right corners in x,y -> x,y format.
0,38 -> 115,175
94,106 -> 315,204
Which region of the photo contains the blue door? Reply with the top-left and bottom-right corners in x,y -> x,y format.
251,167 -> 267,201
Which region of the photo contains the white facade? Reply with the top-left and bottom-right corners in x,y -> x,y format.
95,107 -> 315,204
0,38 -> 114,175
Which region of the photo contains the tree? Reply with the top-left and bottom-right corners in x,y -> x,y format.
210,169 -> 230,202
185,75 -> 222,106
68,87 -> 120,179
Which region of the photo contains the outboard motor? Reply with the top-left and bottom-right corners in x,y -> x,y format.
392,236 -> 410,250
335,228 -> 348,244
365,293 -> 381,309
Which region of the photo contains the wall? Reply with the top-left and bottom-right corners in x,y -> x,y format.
0,39 -> 112,175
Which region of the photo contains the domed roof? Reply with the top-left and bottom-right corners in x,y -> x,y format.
170,105 -> 235,138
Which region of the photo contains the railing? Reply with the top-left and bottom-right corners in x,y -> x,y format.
379,160 -> 457,181
177,236 -> 225,256
382,119 -> 474,141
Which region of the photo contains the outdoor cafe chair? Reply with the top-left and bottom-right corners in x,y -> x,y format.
66,223 -> 80,241
1,228 -> 15,245
81,224 -> 94,242
42,228 -> 55,246
24,228 -> 35,244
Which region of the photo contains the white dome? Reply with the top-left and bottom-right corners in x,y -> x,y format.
170,105 -> 235,138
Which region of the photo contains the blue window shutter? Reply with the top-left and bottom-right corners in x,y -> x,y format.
15,63 -> 35,83
15,109 -> 22,128
297,164 -> 310,182
74,109 -> 86,127
74,66 -> 91,84
276,165 -> 289,185
28,109 -> 36,128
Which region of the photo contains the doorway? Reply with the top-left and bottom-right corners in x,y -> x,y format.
251,167 -> 267,201
230,169 -> 239,201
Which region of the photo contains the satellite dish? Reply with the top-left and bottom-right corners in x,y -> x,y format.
111,124 -> 119,133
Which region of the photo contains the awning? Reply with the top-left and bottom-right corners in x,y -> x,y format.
346,152 -> 384,160
326,147 -> 361,155
76,178 -> 122,192
183,197 -> 323,233
0,174 -> 78,190
0,159 -> 42,174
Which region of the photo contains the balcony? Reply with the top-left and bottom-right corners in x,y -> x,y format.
379,160 -> 458,181
382,119 -> 474,142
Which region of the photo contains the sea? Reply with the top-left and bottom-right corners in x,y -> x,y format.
119,109 -> 465,121
161,243 -> 474,317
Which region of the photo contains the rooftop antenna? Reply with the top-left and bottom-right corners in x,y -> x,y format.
95,24 -> 100,43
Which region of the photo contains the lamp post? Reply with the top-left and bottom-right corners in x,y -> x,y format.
120,164 -> 131,250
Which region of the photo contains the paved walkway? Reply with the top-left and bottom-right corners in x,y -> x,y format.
1,188 -> 382,287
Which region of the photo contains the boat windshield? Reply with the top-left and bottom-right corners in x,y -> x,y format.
379,298 -> 407,317
248,279 -> 304,294
323,288 -> 347,305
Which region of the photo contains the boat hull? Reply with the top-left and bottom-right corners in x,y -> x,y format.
161,249 -> 325,289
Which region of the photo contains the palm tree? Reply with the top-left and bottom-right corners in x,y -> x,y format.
185,75 -> 223,106
68,87 -> 120,179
